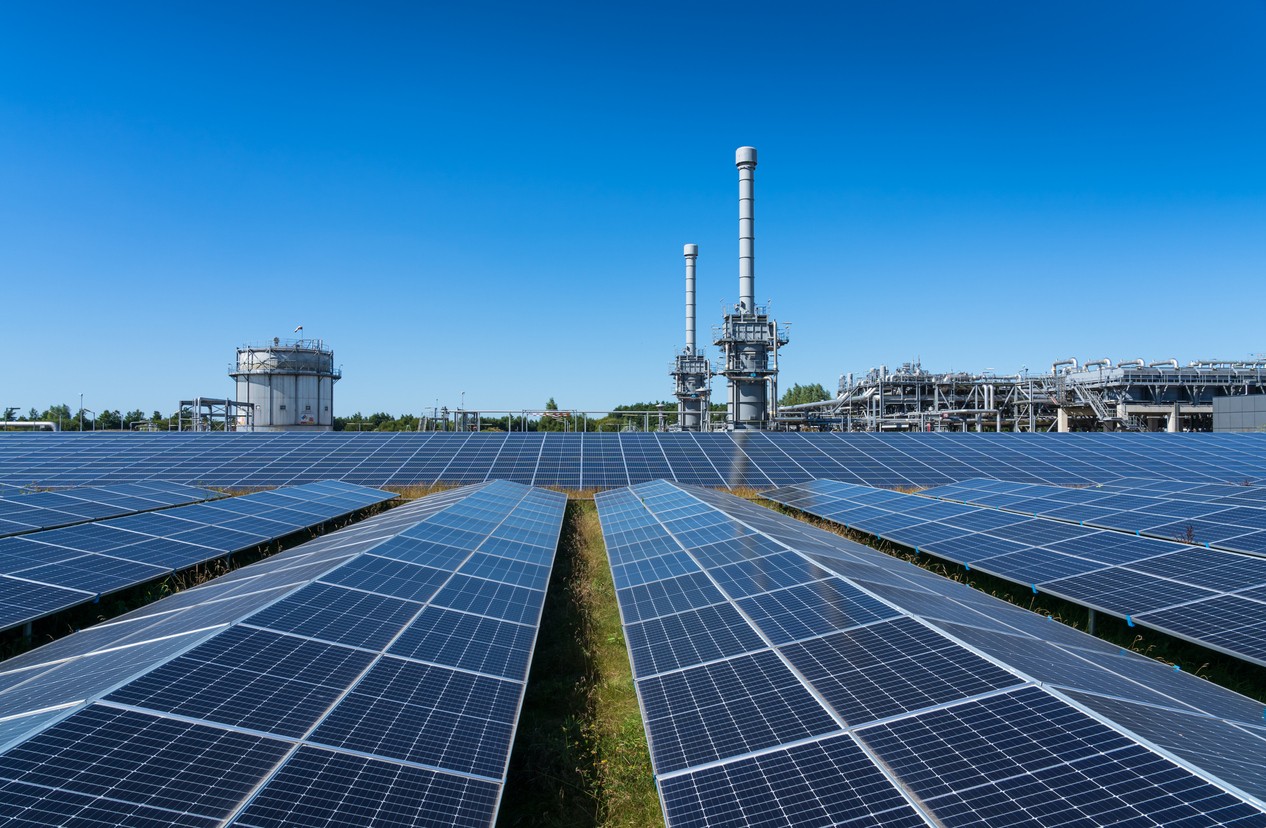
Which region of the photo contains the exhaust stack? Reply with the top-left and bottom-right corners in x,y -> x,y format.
684,243 -> 698,353
736,147 -> 757,312
671,244 -> 711,431
715,146 -> 788,430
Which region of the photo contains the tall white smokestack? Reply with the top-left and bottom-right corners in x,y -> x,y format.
684,243 -> 698,353
736,146 -> 757,313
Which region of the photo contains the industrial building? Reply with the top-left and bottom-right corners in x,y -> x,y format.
231,337 -> 341,431
779,357 -> 1266,432
668,147 -> 789,431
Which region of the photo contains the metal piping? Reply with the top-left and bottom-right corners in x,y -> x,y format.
736,146 -> 757,312
1051,358 -> 1078,374
684,244 -> 698,353
1116,358 -> 1145,368
0,421 -> 59,431
1149,359 -> 1179,369
1084,358 -> 1111,370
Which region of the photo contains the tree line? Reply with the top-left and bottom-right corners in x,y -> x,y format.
2,384 -> 831,433
2,405 -> 169,431
333,384 -> 831,432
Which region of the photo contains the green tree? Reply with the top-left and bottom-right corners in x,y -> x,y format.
536,398 -> 566,432
123,410 -> 147,429
97,409 -> 122,430
42,404 -> 72,429
779,382 -> 831,407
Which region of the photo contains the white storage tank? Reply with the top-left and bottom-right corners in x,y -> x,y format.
231,337 -> 341,431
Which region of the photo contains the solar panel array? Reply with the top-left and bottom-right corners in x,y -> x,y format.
596,480 -> 1266,824
0,481 -> 223,538
1,430 -> 1266,488
764,479 -> 1266,669
0,480 -> 394,634
0,479 -> 566,827
924,477 -> 1266,556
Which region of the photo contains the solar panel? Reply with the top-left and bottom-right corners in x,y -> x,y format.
2,431 -> 1266,490
0,480 -> 395,634
0,480 -> 224,538
766,478 -> 1266,669
596,479 -> 1266,824
0,479 -> 565,828
923,477 -> 1266,557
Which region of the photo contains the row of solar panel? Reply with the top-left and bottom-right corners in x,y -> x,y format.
1101,476 -> 1266,500
0,480 -> 222,538
0,479 -> 567,828
596,480 -> 1266,826
765,479 -> 1266,668
923,477 -> 1266,555
0,480 -> 394,633
2,430 -> 1266,488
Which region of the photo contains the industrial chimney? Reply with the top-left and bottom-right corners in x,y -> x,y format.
736,146 -> 756,312
684,243 -> 698,353
715,146 -> 788,429
671,244 -> 711,431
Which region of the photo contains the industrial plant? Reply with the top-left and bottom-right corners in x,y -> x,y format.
140,147 -> 1263,437
230,337 -> 341,431
659,148 -> 1265,435
669,147 -> 789,431
777,357 -> 1266,433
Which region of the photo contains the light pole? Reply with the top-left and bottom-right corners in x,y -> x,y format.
460,391 -> 465,431
79,393 -> 83,431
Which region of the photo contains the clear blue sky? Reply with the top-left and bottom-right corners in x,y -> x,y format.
2,2 -> 1263,417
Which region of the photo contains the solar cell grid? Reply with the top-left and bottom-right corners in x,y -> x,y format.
317,555 -> 451,603
104,626 -> 374,737
231,746 -> 501,828
388,605 -> 536,680
638,649 -> 840,774
0,704 -> 291,823
625,601 -> 767,678
244,581 -> 421,650
430,573 -> 542,625
735,578 -> 898,645
312,656 -> 520,778
658,735 -> 928,828
617,571 -> 728,624
600,479 -> 1266,827
0,479 -> 566,828
856,687 -> 1266,828
781,617 -> 1025,725
767,478 -> 1266,671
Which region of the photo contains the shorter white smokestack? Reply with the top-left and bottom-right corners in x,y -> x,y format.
684,244 -> 698,353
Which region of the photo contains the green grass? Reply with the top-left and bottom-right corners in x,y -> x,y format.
500,500 -> 662,828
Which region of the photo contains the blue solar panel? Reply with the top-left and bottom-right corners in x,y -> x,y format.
0,705 -> 290,824
659,734 -> 927,828
3,431 -> 1266,490
244,581 -> 421,649
859,686 -> 1266,827
311,656 -> 521,777
780,617 -> 1022,724
0,481 -> 223,539
233,746 -> 501,828
597,479 -> 1266,824
0,479 -> 567,827
766,478 -> 1266,669
0,481 -> 395,634
105,626 -> 374,737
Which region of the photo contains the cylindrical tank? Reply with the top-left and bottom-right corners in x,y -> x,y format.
230,338 -> 341,431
